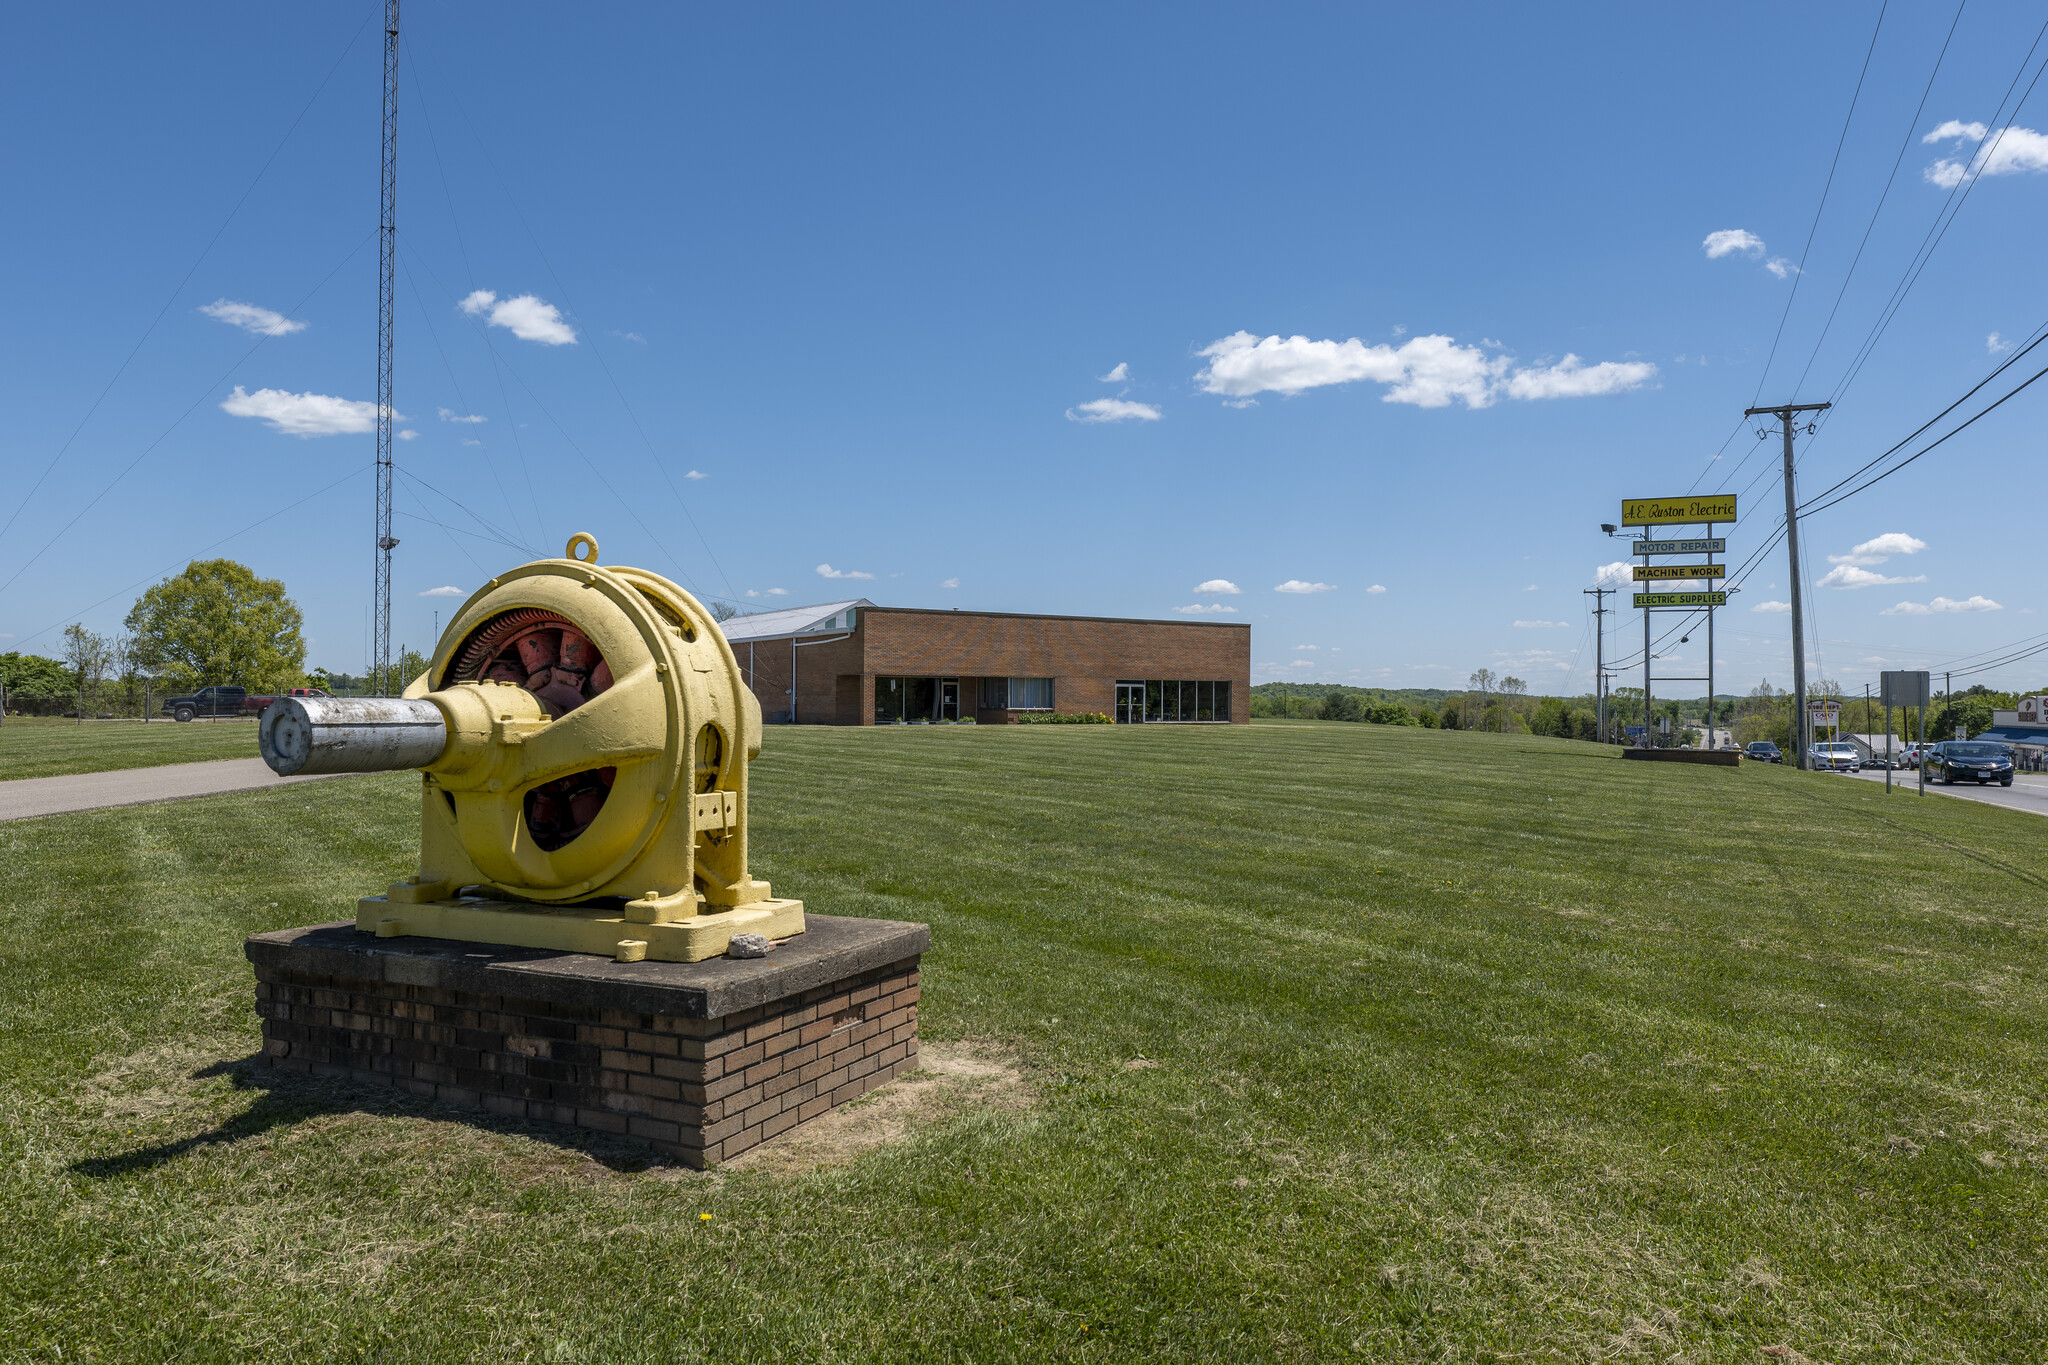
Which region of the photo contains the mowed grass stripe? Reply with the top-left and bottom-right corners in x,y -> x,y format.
0,721 -> 2042,1360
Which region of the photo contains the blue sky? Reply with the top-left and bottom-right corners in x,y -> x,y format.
3,2 -> 2043,693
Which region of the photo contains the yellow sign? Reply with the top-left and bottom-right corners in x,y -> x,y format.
1621,495 -> 1737,525
1633,563 -> 1726,580
1634,591 -> 1728,607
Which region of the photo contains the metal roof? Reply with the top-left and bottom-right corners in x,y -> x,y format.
716,599 -> 872,644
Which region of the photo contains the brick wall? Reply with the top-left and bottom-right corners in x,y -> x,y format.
253,956 -> 920,1167
732,609 -> 1250,724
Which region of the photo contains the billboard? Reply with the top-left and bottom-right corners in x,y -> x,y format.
1620,495 -> 1737,526
1633,564 -> 1727,580
1632,591 -> 1728,607
1880,670 -> 1930,709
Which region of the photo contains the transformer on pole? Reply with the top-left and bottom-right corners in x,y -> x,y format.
373,0 -> 401,695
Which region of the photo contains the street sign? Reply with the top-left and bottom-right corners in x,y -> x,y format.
1632,591 -> 1728,607
1881,670 -> 1930,709
1631,538 -> 1725,556
1623,725 -> 1647,737
1621,495 -> 1737,526
1633,563 -> 1727,580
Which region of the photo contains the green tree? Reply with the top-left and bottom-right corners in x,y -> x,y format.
1364,700 -> 1416,725
1319,691 -> 1364,722
125,559 -> 307,691
61,623 -> 114,719
0,651 -> 74,715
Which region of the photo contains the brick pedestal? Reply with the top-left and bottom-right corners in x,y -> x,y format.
244,916 -> 927,1168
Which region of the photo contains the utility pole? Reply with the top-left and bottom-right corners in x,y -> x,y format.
372,0 -> 401,694
1744,401 -> 1830,769
1584,586 -> 1611,742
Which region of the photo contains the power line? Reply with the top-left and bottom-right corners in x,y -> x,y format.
407,24 -> 740,608
0,232 -> 377,601
1787,0 -> 1968,401
0,5 -> 378,552
1822,14 -> 2048,411
8,466 -> 370,651
1749,0 -> 1890,409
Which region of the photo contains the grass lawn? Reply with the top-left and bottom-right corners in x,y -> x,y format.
2,720 -> 2045,1361
0,717 -> 258,781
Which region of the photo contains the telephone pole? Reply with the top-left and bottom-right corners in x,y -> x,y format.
372,0 -> 401,694
1744,401 -> 1829,769
1584,585 -> 1612,742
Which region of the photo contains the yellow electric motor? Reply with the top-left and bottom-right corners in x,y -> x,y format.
260,533 -> 803,962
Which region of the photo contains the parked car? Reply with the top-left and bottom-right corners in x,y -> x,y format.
286,687 -> 330,699
1925,740 -> 2015,787
1808,741 -> 1862,772
160,685 -> 288,722
1743,741 -> 1783,763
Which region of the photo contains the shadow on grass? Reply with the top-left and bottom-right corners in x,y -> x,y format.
66,1055 -> 692,1179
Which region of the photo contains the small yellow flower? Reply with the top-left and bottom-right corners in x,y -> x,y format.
700,1213 -> 713,1221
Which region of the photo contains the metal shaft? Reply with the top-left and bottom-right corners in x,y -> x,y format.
1781,422 -> 1808,769
373,0 -> 400,695
260,696 -> 446,775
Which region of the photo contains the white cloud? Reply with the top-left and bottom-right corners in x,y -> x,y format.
1274,580 -> 1335,594
940,577 -> 959,589
1989,332 -> 2011,354
1751,600 -> 1792,614
1924,122 -> 2048,188
1194,579 -> 1242,595
816,563 -> 876,580
1818,564 -> 1927,589
397,429 -> 417,441
1513,620 -> 1566,628
1501,354 -> 1659,400
418,585 -> 464,597
1882,595 -> 2002,615
1827,531 -> 1927,566
684,469 -> 708,480
1175,603 -> 1238,614
199,299 -> 307,337
1702,229 -> 1766,259
744,588 -> 792,598
1098,362 -> 1129,383
1524,583 -> 1539,591
1066,397 -> 1161,423
608,330 -> 646,343
1222,398 -> 1258,409
220,386 -> 394,437
458,289 -> 578,345
1289,659 -> 1316,668
1293,644 -> 1318,651
1594,561 -> 1633,588
1924,120 -> 1988,144
1764,257 -> 1801,279
438,407 -> 487,424
1193,331 -> 1653,409
1365,584 -> 1386,594
461,438 -> 482,447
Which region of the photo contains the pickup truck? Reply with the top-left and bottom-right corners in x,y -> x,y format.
160,685 -> 327,722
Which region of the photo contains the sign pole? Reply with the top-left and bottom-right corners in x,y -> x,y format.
1706,521 -> 1716,751
1885,700 -> 1892,793
1918,703 -> 1925,796
1642,525 -> 1652,746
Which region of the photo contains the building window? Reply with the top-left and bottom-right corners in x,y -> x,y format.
1115,680 -> 1231,723
978,677 -> 1054,711
875,676 -> 960,723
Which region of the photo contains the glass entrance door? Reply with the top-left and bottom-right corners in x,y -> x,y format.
1116,681 -> 1144,724
939,679 -> 958,721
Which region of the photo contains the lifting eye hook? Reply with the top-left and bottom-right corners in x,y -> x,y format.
566,533 -> 600,564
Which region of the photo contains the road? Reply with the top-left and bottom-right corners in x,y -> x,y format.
0,758 -> 357,823
1841,765 -> 2048,819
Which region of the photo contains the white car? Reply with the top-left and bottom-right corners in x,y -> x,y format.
1807,741 -> 1862,772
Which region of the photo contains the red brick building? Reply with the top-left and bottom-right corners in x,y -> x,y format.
719,600 -> 1249,725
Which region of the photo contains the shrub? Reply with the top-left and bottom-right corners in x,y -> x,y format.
1014,711 -> 1112,725
1364,700 -> 1416,726
1319,692 -> 1365,723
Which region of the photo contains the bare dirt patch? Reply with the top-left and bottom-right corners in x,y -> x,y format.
721,1040 -> 1029,1176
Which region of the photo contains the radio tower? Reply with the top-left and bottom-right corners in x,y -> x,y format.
372,0 -> 401,694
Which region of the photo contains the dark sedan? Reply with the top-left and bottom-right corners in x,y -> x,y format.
1925,741 -> 2015,787
1743,741 -> 1783,763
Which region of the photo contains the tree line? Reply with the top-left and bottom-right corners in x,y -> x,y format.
1,558 -> 306,718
